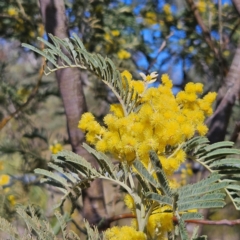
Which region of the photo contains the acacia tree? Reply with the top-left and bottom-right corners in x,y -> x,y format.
1,0 -> 240,238
38,0 -> 107,226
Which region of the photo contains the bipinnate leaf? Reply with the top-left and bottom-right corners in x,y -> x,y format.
22,34 -> 140,116
184,136 -> 240,210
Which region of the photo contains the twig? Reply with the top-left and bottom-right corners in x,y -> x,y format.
218,0 -> 223,52
16,0 -> 31,22
185,0 -> 220,61
0,42 -> 45,130
146,32 -> 173,73
104,213 -> 240,226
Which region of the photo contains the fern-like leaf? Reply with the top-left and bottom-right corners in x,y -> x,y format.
0,217 -> 19,240
22,34 -> 141,116
184,136 -> 240,210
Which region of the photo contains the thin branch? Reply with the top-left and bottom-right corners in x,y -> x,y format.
105,213 -> 240,226
16,0 -> 31,22
146,32 -> 173,72
218,0 -> 223,52
185,0 -> 220,61
0,42 -> 45,130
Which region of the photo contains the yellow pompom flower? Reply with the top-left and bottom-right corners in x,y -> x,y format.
117,49 -> 131,60
195,83 -> 203,93
147,206 -> 173,239
131,80 -> 145,95
198,0 -> 207,13
49,143 -> 63,154
111,30 -> 120,37
78,112 -> 95,130
163,4 -> 172,15
8,195 -> 16,206
7,7 -> 17,16
197,124 -> 208,136
145,12 -> 157,25
110,104 -> 124,118
105,226 -> 146,240
161,74 -> 173,88
124,194 -> 135,212
0,174 -> 10,186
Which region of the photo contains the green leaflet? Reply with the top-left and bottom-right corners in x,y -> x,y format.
48,162 -> 78,184
149,150 -> 173,196
82,143 -> 117,179
22,43 -> 58,67
34,169 -> 69,188
133,160 -> 160,189
53,150 -> 98,176
178,200 -> 225,211
177,215 -> 189,240
54,212 -> 69,239
178,192 -> 226,204
181,212 -> 203,220
203,141 -> 234,151
146,192 -> 173,206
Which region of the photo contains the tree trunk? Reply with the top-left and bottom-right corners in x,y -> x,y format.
39,0 -> 107,226
207,0 -> 240,143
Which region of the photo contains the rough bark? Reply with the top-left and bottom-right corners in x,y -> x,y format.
206,0 -> 240,143
39,0 -> 107,226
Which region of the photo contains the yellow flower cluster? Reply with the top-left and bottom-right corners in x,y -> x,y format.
163,4 -> 173,22
79,71 -> 216,176
124,193 -> 173,239
0,174 -> 10,186
147,206 -> 173,239
197,0 -> 207,13
49,143 -> 63,154
197,0 -> 215,13
7,7 -> 18,16
105,226 -> 146,240
145,12 -> 157,25
117,49 -> 131,60
8,195 -> 16,206
111,30 -> 120,37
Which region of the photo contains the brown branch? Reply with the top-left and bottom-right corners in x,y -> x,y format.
232,0 -> 240,14
146,32 -> 173,73
206,45 -> 240,142
185,0 -> 220,60
0,43 -> 45,130
104,213 -> 240,226
16,0 -> 31,23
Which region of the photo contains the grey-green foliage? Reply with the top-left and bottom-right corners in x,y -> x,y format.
34,144 -> 135,212
0,205 -> 85,240
22,34 -> 140,116
183,137 -> 240,210
22,35 -> 240,239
